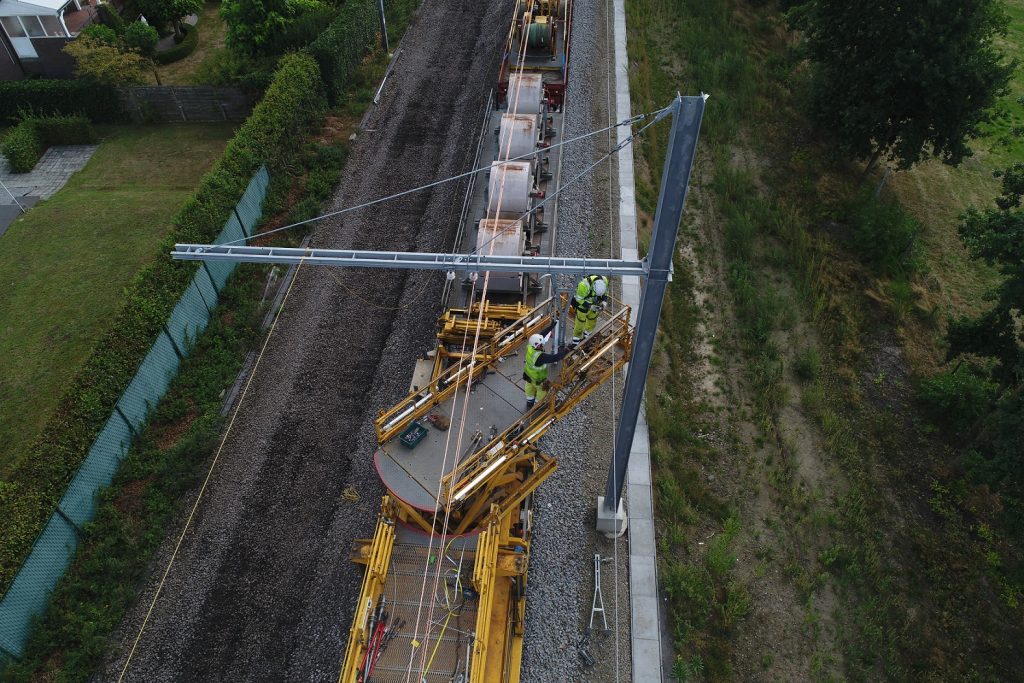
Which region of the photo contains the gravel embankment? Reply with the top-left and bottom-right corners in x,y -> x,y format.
102,0 -> 638,681
101,2 -> 510,680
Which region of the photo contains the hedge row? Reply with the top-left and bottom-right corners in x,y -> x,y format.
0,52 -> 326,595
154,24 -> 199,65
1,115 -> 96,173
306,0 -> 380,104
0,80 -> 125,124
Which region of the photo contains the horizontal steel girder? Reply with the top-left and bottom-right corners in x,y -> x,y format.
171,244 -> 649,278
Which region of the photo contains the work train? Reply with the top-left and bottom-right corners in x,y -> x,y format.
338,2 -> 633,680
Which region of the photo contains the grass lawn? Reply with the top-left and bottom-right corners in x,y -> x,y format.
0,123 -> 234,478
155,1 -> 229,85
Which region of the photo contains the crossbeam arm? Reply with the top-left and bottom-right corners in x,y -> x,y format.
171,244 -> 649,278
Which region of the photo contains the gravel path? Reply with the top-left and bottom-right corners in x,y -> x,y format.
101,2 -> 509,680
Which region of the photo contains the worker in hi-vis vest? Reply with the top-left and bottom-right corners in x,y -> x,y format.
523,324 -> 568,409
569,274 -> 609,347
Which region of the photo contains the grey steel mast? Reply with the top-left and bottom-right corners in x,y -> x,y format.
600,95 -> 705,527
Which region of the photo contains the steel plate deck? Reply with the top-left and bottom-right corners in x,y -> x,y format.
374,352 -> 530,511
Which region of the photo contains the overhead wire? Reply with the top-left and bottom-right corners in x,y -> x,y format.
214,107 -> 667,248
603,0 -> 622,677
398,4 -> 674,678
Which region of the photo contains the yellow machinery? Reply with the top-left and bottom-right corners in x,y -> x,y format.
339,297 -> 632,682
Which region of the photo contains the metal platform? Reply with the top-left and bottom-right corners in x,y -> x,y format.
374,352 -> 530,511
356,535 -> 481,682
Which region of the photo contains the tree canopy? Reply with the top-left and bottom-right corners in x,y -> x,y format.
221,0 -> 331,56
221,0 -> 292,54
136,0 -> 201,36
950,162 -> 1024,387
791,0 -> 1015,173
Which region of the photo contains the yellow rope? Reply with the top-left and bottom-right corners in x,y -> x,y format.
116,260 -> 306,683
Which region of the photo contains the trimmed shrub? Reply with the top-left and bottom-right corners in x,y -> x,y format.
33,114 -> 97,145
0,52 -> 326,596
0,115 -> 95,173
80,23 -> 119,45
154,22 -> 199,64
1,122 -> 45,173
0,80 -> 125,123
919,366 -> 998,433
306,0 -> 379,103
262,3 -> 339,55
125,21 -> 159,58
193,50 -> 276,91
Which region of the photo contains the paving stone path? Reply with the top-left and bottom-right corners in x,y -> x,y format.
0,145 -> 98,236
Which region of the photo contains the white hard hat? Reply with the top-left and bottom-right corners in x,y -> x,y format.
594,279 -> 607,296
529,333 -> 545,349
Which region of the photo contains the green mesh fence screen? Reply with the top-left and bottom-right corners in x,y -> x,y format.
0,166 -> 269,661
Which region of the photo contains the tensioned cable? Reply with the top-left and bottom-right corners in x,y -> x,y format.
215,107 -> 668,248
399,9 -> 676,679
117,260 -> 306,683
413,102 -> 669,271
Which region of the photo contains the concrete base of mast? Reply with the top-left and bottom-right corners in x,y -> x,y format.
595,496 -> 628,537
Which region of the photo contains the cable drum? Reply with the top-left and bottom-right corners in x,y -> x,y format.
497,114 -> 537,161
507,74 -> 543,115
526,19 -> 551,50
487,161 -> 531,215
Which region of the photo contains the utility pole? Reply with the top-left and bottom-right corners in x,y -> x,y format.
596,94 -> 706,535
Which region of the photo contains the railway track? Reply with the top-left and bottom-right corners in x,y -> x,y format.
103,2 -> 513,680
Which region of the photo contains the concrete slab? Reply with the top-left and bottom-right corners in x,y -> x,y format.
627,454 -> 651,487
631,637 -> 662,682
629,554 -> 658,598
631,594 -> 661,634
629,517 -> 654,546
0,145 -> 98,200
612,0 -> 665,678
0,197 -> 39,237
628,482 -> 653,521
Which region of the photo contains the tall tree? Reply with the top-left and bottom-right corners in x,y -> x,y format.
949,162 -> 1024,387
137,0 -> 201,38
791,0 -> 1015,175
221,0 -> 291,55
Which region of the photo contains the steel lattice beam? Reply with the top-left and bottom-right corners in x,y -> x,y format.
171,244 -> 648,278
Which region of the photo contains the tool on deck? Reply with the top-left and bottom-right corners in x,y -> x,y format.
588,554 -> 612,634
577,633 -> 596,668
